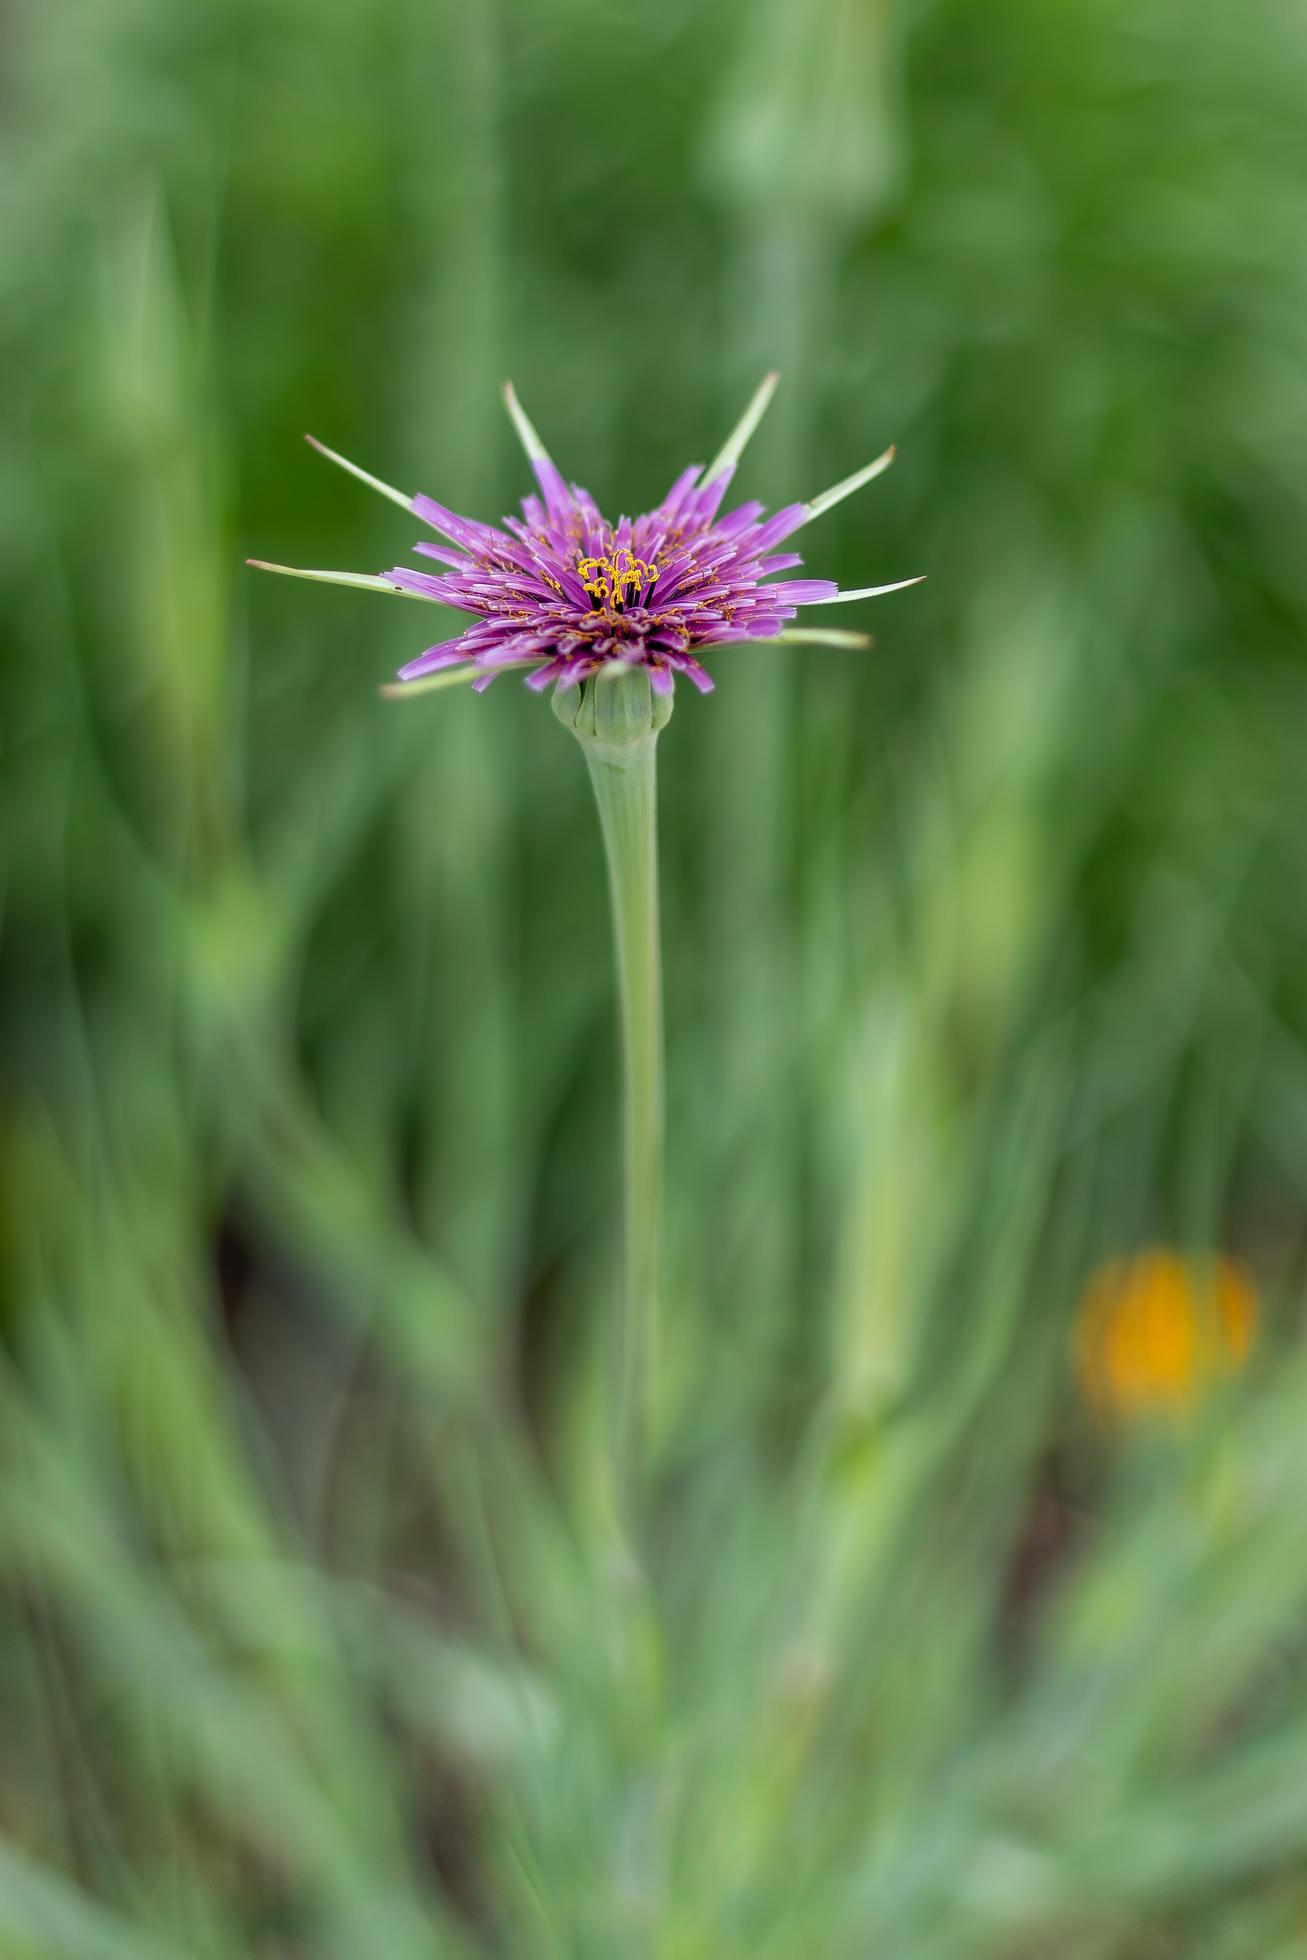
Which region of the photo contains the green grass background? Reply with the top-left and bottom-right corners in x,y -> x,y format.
4,0 -> 1307,1952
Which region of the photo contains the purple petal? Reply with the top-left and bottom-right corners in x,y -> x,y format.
714,500 -> 766,538
658,464 -> 702,520
748,504 -> 808,552
476,636 -> 549,669
412,495 -> 490,550
684,465 -> 735,529
766,579 -> 839,605
413,541 -> 471,568
532,456 -> 574,520
703,615 -> 787,644
673,656 -> 715,694
386,566 -> 466,605
398,640 -> 468,680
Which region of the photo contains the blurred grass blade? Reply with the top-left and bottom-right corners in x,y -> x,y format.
0,1842 -> 191,1960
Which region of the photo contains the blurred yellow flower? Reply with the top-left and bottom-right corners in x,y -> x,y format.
1074,1249 -> 1259,1422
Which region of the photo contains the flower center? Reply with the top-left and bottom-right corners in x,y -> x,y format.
577,548 -> 656,611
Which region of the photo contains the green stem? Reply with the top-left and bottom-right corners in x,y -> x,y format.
586,734 -> 662,1501
556,669 -> 671,1533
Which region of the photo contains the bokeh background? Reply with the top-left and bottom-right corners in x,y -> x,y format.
4,0 -> 1307,1953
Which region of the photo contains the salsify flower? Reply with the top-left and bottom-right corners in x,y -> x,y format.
249,373 -> 922,698
249,377 -> 923,1540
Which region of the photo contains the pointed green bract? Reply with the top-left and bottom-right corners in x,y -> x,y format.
304,435 -> 414,511
702,370 -> 780,482
502,380 -> 553,465
805,576 -> 926,605
379,668 -> 481,699
775,627 -> 873,648
246,560 -> 434,601
804,445 -> 896,521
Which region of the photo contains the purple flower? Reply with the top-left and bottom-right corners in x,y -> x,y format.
250,375 -> 923,698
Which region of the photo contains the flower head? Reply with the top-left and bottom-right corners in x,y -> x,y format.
249,375 -> 922,698
1074,1248 -> 1259,1425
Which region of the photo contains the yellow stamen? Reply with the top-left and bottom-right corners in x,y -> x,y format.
576,549 -> 656,609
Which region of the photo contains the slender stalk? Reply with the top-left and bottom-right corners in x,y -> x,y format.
555,669 -> 671,1534
585,732 -> 662,1502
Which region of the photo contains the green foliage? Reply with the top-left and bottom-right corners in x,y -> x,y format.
3,0 -> 1307,1951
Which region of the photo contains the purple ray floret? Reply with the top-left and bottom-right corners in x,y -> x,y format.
253,378 -> 923,697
